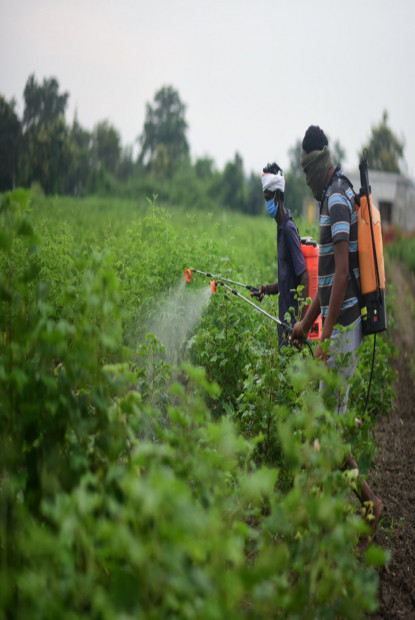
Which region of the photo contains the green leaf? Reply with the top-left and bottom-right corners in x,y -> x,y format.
365,544 -> 391,566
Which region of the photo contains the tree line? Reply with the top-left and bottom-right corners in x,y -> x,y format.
0,74 -> 406,215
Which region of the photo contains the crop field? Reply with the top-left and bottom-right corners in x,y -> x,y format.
0,190 -> 400,618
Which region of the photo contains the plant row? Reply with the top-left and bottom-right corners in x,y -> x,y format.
0,191 -> 395,618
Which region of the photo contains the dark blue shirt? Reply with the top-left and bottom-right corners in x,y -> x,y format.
277,209 -> 307,342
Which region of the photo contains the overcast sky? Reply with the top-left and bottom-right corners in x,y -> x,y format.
2,0 -> 414,178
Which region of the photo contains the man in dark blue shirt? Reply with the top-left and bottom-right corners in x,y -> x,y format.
258,162 -> 309,345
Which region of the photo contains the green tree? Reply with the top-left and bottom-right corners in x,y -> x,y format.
221,153 -> 246,211
284,170 -> 310,218
22,116 -> 70,194
22,74 -> 69,132
92,120 -> 121,174
361,110 -> 404,173
286,138 -> 311,216
138,85 -> 189,177
117,145 -> 135,183
20,75 -> 70,193
288,138 -> 304,178
0,96 -> 21,191
195,156 -> 215,180
64,113 -> 92,195
246,172 -> 263,215
151,143 -> 170,179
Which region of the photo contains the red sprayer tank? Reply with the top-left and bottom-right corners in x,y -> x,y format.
300,237 -> 322,340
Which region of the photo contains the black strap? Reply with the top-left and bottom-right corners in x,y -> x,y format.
349,265 -> 363,308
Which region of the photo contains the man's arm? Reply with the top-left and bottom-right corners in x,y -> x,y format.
320,240 -> 349,343
311,240 -> 349,361
291,291 -> 320,347
258,282 -> 278,301
291,240 -> 348,350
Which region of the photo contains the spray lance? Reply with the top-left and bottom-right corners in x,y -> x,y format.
185,269 -> 313,355
211,279 -> 292,331
184,268 -> 266,298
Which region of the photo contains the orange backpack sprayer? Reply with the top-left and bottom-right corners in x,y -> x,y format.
300,237 -> 322,340
355,154 -> 387,335
343,153 -> 387,417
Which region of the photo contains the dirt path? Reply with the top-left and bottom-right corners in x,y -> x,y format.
369,258 -> 415,618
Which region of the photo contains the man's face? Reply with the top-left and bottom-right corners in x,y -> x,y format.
263,190 -> 275,203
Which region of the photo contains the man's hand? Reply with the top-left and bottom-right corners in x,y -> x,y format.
290,321 -> 308,350
313,343 -> 328,363
257,285 -> 268,303
258,282 -> 278,302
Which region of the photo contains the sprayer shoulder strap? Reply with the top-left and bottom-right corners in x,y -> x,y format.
349,261 -> 363,308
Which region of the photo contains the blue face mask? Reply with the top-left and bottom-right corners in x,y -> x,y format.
266,197 -> 278,219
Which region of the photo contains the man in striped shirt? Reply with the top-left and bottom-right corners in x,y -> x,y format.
293,127 -> 362,364
291,125 -> 383,543
317,167 -> 361,337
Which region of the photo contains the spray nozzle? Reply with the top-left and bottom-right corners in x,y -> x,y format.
210,280 -> 217,295
185,269 -> 193,283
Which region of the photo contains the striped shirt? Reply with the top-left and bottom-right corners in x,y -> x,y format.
318,169 -> 361,328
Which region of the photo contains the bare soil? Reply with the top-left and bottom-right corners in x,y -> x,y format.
369,259 -> 415,618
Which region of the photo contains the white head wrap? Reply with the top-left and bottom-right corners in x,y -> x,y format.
262,172 -> 285,193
